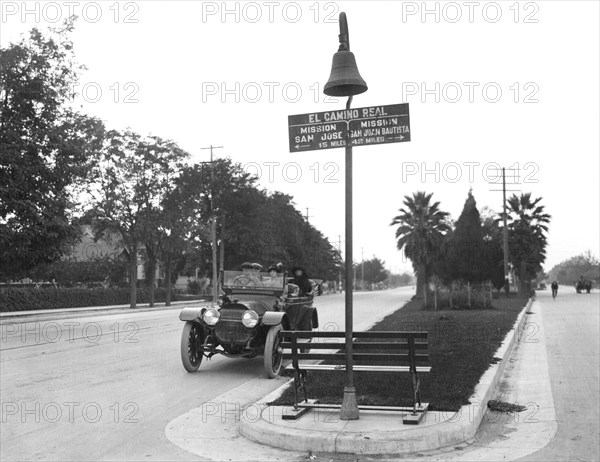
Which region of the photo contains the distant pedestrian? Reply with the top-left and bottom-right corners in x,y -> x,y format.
551,280 -> 558,299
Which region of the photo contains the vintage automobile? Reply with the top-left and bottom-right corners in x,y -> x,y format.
179,270 -> 319,378
576,278 -> 592,294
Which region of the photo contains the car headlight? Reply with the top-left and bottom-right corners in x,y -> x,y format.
203,308 -> 220,326
241,310 -> 259,328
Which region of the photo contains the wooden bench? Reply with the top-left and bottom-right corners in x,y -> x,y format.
281,330 -> 431,424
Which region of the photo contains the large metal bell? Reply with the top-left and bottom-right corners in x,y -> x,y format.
324,50 -> 368,97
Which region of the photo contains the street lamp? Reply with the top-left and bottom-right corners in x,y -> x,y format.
323,11 -> 367,421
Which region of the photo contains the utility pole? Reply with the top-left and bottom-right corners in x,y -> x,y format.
338,235 -> 343,292
304,207 -> 312,223
502,167 -> 510,296
490,167 -> 519,297
200,145 -> 223,305
361,247 -> 364,291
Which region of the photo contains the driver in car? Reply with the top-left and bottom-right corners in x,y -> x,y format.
239,262 -> 263,285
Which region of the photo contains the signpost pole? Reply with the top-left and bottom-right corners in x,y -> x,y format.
340,95 -> 359,420
287,10 -> 409,421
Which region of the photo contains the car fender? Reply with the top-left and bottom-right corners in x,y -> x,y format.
261,311 -> 290,330
309,308 -> 319,329
179,307 -> 205,322
297,307 -> 318,329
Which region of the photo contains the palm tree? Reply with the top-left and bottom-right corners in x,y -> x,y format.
504,193 -> 551,295
391,192 -> 450,298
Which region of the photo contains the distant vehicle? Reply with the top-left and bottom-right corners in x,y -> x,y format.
575,278 -> 592,294
179,270 -> 319,378
538,283 -> 547,290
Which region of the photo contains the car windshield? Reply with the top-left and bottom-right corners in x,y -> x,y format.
222,270 -> 285,290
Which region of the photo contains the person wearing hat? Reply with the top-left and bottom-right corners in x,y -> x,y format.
264,262 -> 285,287
238,262 -> 263,285
267,262 -> 284,275
290,266 -> 313,295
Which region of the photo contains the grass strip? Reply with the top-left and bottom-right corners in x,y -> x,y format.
272,295 -> 528,411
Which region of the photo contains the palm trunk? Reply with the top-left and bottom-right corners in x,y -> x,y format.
415,264 -> 426,299
129,242 -> 138,309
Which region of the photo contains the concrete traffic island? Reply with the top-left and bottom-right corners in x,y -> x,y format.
239,299 -> 533,455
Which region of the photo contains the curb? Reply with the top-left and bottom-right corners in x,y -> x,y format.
0,299 -> 210,320
239,297 -> 534,455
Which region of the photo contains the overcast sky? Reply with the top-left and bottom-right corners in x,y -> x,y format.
2,1 -> 599,274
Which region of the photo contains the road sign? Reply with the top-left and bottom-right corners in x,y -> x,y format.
288,103 -> 410,153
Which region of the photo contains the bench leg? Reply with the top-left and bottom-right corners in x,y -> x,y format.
300,371 -> 308,403
293,370 -> 300,410
282,369 -> 314,421
415,373 -> 422,407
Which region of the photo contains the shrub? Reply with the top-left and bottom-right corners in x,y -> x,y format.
187,279 -> 202,294
28,257 -> 128,287
0,287 -> 174,312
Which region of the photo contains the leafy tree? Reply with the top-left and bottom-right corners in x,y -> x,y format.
391,192 -> 450,298
443,191 -> 485,284
158,164 -> 211,305
480,209 -> 505,291
173,159 -> 340,282
547,251 -> 600,285
0,21 -> 105,278
504,193 -> 551,295
386,272 -> 414,288
361,257 -> 388,287
88,130 -> 188,308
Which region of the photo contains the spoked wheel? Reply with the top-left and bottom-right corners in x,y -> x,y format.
264,324 -> 283,378
180,321 -> 205,372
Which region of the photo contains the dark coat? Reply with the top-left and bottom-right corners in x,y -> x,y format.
291,267 -> 312,295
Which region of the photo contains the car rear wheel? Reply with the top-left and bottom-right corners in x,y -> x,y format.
181,321 -> 205,372
264,324 -> 283,378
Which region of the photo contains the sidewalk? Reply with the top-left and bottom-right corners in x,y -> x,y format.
236,299 -> 556,457
0,298 -> 210,320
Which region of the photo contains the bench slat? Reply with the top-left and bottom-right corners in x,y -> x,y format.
284,363 -> 432,373
282,352 -> 429,362
280,341 -> 428,350
281,330 -> 428,340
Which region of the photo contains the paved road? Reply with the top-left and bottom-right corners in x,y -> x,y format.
0,287 -> 414,461
519,290 -> 599,462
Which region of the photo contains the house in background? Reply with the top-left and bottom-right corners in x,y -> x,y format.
68,225 -> 160,282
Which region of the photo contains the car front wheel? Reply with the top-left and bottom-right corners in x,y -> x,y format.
181,321 -> 205,372
264,324 -> 283,378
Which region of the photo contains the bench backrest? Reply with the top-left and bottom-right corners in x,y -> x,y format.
281,330 -> 429,369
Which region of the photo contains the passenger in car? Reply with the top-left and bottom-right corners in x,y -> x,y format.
290,267 -> 313,295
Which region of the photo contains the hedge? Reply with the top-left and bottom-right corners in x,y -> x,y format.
0,287 -> 176,312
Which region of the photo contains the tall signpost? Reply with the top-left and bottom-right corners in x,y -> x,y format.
288,12 -> 410,420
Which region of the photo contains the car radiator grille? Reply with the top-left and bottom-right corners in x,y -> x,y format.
215,318 -> 252,345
